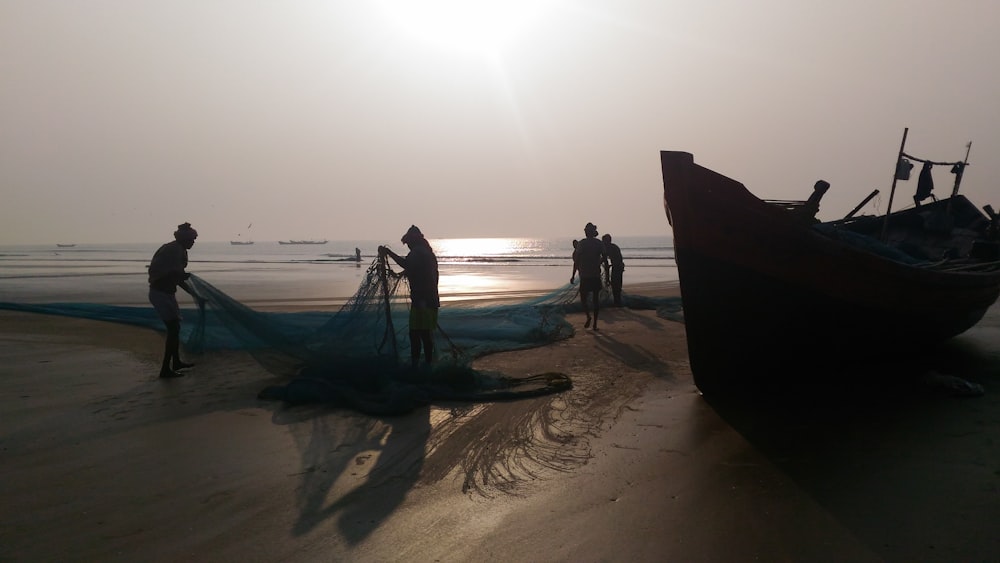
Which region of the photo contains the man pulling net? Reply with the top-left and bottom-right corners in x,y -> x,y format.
379,225 -> 441,370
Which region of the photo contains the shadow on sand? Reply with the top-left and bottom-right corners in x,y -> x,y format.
701,338 -> 1000,561
270,405 -> 431,544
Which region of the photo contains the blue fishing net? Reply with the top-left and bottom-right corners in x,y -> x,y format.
0,257 -> 683,414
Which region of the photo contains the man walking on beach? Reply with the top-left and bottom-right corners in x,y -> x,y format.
379,225 -> 440,368
574,222 -> 607,330
602,233 -> 625,307
148,222 -> 201,379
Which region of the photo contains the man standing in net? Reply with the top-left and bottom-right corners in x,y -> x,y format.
147,222 -> 201,378
574,222 -> 607,330
379,225 -> 440,368
602,233 -> 625,307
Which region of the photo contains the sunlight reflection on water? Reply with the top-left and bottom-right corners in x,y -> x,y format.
432,237 -> 542,259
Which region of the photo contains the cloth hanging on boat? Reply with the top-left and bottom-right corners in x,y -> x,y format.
895,158 -> 914,181
914,161 -> 935,204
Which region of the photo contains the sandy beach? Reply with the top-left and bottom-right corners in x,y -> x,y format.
2,282 -> 999,562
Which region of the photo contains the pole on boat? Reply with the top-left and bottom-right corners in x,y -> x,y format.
880,127 -> 909,242
843,189 -> 880,221
377,250 -> 398,363
951,141 -> 972,197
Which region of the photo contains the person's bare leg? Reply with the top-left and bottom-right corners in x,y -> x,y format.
580,291 -> 591,328
160,320 -> 184,378
170,320 -> 194,371
592,291 -> 600,330
420,331 -> 434,365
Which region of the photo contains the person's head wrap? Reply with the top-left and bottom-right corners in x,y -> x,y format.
584,222 -> 598,237
602,233 -> 612,243
174,222 -> 198,241
401,225 -> 424,245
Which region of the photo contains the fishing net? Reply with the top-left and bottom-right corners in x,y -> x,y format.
0,256 -> 684,414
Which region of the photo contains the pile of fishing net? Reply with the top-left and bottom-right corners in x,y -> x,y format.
0,258 -> 684,414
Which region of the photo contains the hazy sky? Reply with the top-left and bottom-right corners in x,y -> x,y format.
3,0 -> 999,244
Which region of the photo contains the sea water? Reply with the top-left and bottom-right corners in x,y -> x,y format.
0,236 -> 676,309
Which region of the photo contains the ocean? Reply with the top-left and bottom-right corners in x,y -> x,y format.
0,236 -> 676,309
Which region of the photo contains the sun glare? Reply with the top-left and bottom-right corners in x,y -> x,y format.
432,237 -> 532,258
376,0 -> 559,57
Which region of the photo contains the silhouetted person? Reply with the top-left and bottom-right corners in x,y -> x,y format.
602,233 -> 625,307
355,247 -> 362,262
569,239 -> 580,284
379,225 -> 440,368
795,180 -> 830,223
148,222 -> 200,378
575,222 -> 607,330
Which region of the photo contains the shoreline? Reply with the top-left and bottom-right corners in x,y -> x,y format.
0,278 -> 681,313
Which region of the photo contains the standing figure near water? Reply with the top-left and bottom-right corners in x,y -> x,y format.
575,222 -> 607,330
602,233 -> 625,307
569,239 -> 580,284
379,225 -> 440,368
147,222 -> 201,379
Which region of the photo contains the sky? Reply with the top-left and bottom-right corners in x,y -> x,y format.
3,0 -> 999,245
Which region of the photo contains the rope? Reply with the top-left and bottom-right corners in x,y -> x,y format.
901,152 -> 967,167
435,321 -> 465,361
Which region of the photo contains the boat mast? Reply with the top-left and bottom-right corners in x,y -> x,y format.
880,127 -> 909,242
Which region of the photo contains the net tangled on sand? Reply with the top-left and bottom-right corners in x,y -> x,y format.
0,257 -> 684,414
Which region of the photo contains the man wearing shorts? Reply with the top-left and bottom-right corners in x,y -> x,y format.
573,222 -> 607,330
148,222 -> 200,378
602,233 -> 625,307
379,225 -> 440,368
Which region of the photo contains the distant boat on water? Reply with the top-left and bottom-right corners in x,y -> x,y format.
231,222 -> 254,245
55,244 -> 76,248
278,240 -> 328,245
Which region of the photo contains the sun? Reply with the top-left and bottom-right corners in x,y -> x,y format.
376,0 -> 560,57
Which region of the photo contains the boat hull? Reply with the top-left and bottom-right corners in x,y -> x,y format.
660,151 -> 1000,393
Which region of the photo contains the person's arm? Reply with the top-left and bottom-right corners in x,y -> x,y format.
570,251 -> 578,284
379,245 -> 407,269
178,274 -> 194,295
177,273 -> 207,308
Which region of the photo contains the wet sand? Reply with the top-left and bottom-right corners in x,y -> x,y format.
1,283 -> 999,562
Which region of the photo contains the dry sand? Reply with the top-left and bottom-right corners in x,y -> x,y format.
1,284 -> 999,562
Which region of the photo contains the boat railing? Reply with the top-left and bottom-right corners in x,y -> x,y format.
763,199 -> 810,211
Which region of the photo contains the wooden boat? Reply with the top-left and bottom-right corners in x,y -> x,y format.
278,240 -> 328,245
659,130 -> 1000,393
55,244 -> 76,248
231,223 -> 254,245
